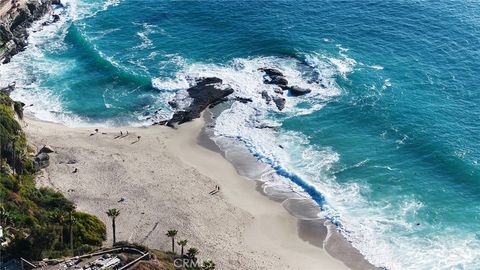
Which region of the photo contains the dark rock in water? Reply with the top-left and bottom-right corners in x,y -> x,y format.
2,55 -> 11,64
260,68 -> 289,86
260,68 -> 284,77
233,97 -> 253,104
273,96 -> 286,111
167,77 -> 234,127
208,97 -> 229,108
154,120 -> 168,125
273,88 -> 284,95
265,76 -> 288,86
168,100 -> 178,109
52,0 -> 64,7
261,90 -> 271,104
286,86 -> 311,96
256,124 -> 279,131
52,14 -> 60,23
196,77 -> 222,85
0,83 -> 15,95
34,153 -> 50,170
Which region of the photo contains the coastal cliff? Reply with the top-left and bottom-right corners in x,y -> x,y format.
0,90 -> 106,259
0,0 -> 56,64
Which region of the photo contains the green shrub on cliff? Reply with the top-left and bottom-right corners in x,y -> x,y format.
0,93 -> 106,260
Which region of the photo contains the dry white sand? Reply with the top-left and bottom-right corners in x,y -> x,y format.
24,117 -> 352,270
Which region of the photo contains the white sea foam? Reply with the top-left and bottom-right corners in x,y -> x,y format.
370,65 -> 384,70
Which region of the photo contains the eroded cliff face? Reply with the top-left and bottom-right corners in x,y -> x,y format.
0,0 -> 53,63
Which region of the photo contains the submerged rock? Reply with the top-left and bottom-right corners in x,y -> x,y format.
233,97 -> 253,103
261,90 -> 272,104
265,76 -> 288,86
273,88 -> 284,95
168,100 -> 178,109
273,96 -> 286,111
286,86 -> 311,96
167,77 -> 234,127
52,14 -> 60,23
260,68 -> 284,77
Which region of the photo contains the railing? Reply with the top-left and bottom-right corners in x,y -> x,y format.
36,246 -> 149,270
20,258 -> 37,269
117,253 -> 150,270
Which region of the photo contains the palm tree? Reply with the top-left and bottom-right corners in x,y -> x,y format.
177,239 -> 188,256
166,229 -> 177,253
106,208 -> 120,244
52,211 -> 66,247
202,260 -> 216,270
186,247 -> 199,261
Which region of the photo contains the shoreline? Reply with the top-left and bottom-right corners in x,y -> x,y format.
23,115 -> 376,269
198,110 -> 378,270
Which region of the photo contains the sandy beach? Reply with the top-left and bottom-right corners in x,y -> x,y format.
23,116 -> 374,270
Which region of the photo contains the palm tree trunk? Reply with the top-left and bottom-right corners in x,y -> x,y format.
112,219 -> 116,244
60,226 -> 64,247
171,238 -> 175,253
69,212 -> 73,254
181,246 -> 184,256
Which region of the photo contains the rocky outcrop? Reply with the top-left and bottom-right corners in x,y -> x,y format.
0,0 -> 57,63
261,90 -> 271,104
34,152 -> 49,170
273,96 -> 286,111
260,68 -> 289,87
39,144 -> 54,154
0,82 -> 15,95
167,77 -> 234,127
284,85 -> 311,96
259,68 -> 312,97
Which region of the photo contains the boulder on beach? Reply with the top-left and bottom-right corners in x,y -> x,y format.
34,152 -> 50,170
39,145 -> 55,154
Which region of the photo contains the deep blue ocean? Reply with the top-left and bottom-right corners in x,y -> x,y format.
1,1 -> 480,269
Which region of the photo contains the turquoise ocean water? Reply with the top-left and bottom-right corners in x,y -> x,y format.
1,1 -> 480,269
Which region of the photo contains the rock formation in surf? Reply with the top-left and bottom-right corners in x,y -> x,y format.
167,77 -> 234,127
